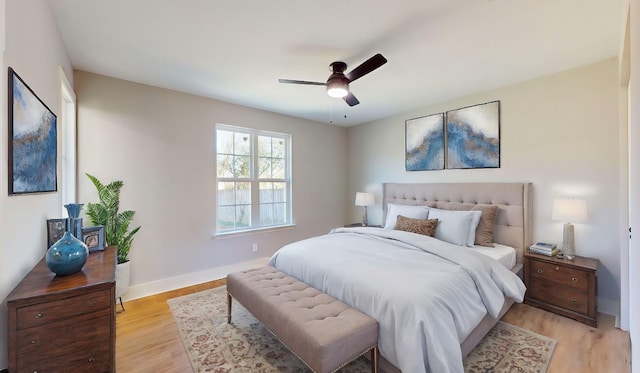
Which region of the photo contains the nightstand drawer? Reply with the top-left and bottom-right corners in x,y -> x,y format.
528,259 -> 589,291
528,278 -> 588,314
16,288 -> 111,329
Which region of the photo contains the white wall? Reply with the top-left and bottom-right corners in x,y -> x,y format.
0,0 -> 73,369
74,71 -> 348,299
347,58 -> 622,318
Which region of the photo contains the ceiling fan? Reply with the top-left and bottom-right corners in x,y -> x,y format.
278,53 -> 387,107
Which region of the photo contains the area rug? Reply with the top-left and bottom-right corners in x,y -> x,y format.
168,287 -> 556,373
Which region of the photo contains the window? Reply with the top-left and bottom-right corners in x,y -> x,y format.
215,124 -> 292,233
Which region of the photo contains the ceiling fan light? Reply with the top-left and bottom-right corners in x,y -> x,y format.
327,86 -> 348,98
326,78 -> 349,98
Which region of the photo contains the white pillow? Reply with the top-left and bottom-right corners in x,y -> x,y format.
427,208 -> 480,247
383,204 -> 429,229
467,210 -> 483,246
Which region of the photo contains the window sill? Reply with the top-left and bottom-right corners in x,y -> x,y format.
213,224 -> 296,239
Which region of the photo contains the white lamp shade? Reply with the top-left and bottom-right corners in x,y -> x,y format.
552,198 -> 587,223
355,192 -> 375,207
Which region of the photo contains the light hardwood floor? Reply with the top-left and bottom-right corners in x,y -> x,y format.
116,279 -> 630,373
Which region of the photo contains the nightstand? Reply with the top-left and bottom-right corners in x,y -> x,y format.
344,223 -> 381,228
524,251 -> 598,327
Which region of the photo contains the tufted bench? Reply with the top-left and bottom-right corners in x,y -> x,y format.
226,266 -> 379,373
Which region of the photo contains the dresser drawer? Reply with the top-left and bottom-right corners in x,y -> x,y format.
16,309 -> 111,372
16,288 -> 111,329
19,349 -> 111,373
528,259 -> 589,291
528,278 -> 588,314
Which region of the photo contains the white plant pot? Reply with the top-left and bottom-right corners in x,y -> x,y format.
115,261 -> 131,299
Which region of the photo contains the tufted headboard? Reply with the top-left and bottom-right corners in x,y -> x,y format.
383,183 -> 532,264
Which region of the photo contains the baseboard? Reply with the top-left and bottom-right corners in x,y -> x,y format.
598,297 -> 620,327
122,257 -> 270,301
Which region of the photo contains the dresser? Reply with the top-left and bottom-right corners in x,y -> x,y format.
524,251 -> 598,327
7,246 -> 117,372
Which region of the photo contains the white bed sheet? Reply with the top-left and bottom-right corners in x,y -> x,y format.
471,243 -> 517,269
268,227 -> 525,373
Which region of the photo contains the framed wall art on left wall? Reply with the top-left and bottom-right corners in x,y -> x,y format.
8,67 -> 57,195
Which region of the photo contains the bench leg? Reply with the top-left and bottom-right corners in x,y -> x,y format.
227,292 -> 232,323
371,345 -> 378,373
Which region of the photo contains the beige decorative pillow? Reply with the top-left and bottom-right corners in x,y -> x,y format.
472,205 -> 499,247
394,215 -> 439,237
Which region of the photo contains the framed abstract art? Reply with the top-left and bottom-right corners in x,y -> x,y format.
445,101 -> 500,169
8,67 -> 57,195
405,113 -> 445,171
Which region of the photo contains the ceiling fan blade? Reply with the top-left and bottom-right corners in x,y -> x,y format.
278,79 -> 326,86
343,92 -> 360,106
346,53 -> 387,83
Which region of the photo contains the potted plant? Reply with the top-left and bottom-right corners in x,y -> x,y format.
85,173 -> 141,310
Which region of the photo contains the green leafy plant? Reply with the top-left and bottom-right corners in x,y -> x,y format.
85,173 -> 141,264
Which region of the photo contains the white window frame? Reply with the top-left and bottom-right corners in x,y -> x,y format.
59,67 -> 77,215
215,124 -> 292,235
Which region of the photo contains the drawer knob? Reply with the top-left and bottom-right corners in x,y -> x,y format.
555,266 -> 560,271
536,289 -> 542,293
537,269 -> 543,274
34,312 -> 43,319
88,357 -> 94,362
572,277 -> 578,282
572,299 -> 577,304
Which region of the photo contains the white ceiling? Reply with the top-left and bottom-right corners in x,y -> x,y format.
49,0 -> 623,126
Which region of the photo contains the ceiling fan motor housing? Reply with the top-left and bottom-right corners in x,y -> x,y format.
326,61 -> 349,97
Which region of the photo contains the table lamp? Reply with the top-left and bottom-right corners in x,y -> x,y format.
355,192 -> 375,226
552,198 -> 587,260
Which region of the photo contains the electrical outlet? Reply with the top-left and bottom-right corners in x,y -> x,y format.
252,243 -> 258,253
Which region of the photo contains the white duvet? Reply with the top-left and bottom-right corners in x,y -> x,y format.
268,227 -> 526,373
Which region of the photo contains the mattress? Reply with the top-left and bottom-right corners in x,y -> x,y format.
471,243 -> 517,270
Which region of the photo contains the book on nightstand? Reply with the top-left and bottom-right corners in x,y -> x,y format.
528,247 -> 561,256
528,242 -> 559,256
530,242 -> 557,251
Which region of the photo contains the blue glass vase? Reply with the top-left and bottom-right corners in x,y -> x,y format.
64,203 -> 84,239
46,231 -> 88,276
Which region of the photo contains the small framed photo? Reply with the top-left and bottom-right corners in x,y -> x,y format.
82,226 -> 105,252
46,218 -> 67,248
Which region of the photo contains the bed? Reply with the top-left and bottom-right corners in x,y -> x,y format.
269,182 -> 532,373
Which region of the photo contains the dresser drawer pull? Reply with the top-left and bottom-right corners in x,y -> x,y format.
555,266 -> 560,271
34,312 -> 43,319
536,289 -> 542,293
537,269 -> 543,274
572,299 -> 577,304
572,277 -> 578,282
88,357 -> 95,362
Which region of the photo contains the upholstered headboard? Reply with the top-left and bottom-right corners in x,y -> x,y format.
382,183 -> 532,263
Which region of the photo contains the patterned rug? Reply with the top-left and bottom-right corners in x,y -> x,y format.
168,287 -> 556,373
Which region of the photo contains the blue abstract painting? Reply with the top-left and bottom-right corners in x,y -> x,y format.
9,68 -> 57,194
446,101 -> 500,169
405,113 -> 444,171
